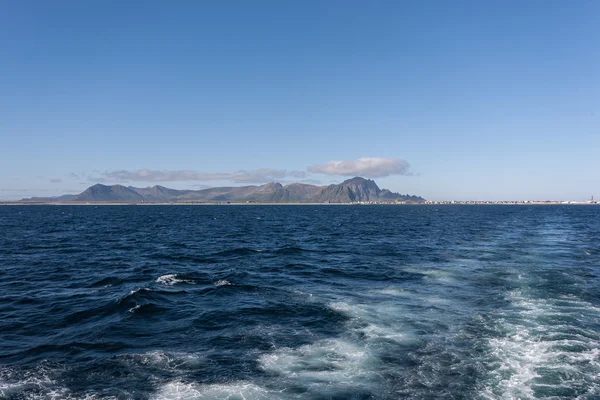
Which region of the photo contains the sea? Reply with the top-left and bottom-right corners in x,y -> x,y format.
0,205 -> 599,400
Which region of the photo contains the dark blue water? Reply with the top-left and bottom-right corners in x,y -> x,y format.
0,205 -> 599,399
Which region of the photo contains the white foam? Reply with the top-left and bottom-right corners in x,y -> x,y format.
119,351 -> 204,371
359,323 -> 407,342
151,381 -> 275,400
329,300 -> 415,343
157,274 -> 195,286
377,287 -> 409,296
251,296 -> 416,396
28,391 -> 119,400
0,365 -> 119,400
401,266 -> 458,284
128,304 -> 141,313
214,280 -> 232,287
329,300 -> 410,323
482,290 -> 600,399
377,287 -> 452,305
259,338 -> 375,386
129,287 -> 143,295
328,301 -> 353,314
0,365 -> 55,398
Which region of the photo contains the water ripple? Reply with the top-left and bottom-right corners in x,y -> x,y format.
0,205 -> 598,399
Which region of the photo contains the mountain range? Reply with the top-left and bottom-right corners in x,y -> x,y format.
21,177 -> 425,203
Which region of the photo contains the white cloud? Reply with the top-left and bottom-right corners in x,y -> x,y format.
297,179 -> 322,185
92,168 -> 307,184
308,157 -> 412,177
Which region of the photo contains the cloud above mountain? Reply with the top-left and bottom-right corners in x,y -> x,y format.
85,158 -> 411,185
308,157 -> 412,177
92,169 -> 307,184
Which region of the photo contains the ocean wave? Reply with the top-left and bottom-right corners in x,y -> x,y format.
3,202 -> 599,399
118,287 -> 185,304
128,303 -> 168,314
156,274 -> 196,286
253,297 -> 418,397
259,338 -> 371,380
89,276 -> 124,287
118,350 -> 204,372
481,290 -> 600,399
151,381 -> 275,400
145,253 -> 218,264
212,247 -> 262,257
0,363 -> 120,400
400,266 -> 460,284
117,287 -> 185,315
0,365 -> 56,398
274,246 -> 313,255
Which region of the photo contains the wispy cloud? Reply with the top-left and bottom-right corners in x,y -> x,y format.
50,178 -> 62,183
81,159 -> 410,186
91,169 -> 307,184
308,157 -> 412,177
297,179 -> 322,185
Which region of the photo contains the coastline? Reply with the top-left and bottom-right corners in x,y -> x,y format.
0,201 -> 597,206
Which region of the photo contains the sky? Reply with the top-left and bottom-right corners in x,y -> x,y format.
1,0 -> 598,201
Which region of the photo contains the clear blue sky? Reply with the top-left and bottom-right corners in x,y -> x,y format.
1,0 -> 598,200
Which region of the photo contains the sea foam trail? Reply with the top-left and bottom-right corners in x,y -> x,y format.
0,366 -> 55,398
118,350 -> 205,372
256,280 -> 475,399
0,364 -> 120,400
152,381 -> 276,400
2,204 -> 599,399
478,216 -> 600,400
482,290 -> 600,400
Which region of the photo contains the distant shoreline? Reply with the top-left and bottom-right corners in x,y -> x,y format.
0,202 -> 413,206
0,201 -> 597,206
